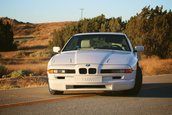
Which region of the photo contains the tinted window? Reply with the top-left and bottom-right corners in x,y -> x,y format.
63,34 -> 131,51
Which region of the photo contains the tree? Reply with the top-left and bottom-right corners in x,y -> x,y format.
125,6 -> 172,58
49,15 -> 125,49
0,19 -> 14,51
50,6 -> 172,58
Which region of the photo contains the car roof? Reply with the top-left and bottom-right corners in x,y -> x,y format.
74,32 -> 126,36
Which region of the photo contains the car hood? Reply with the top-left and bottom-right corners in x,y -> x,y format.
50,50 -> 136,65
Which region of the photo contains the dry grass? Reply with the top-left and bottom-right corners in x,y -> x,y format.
6,63 -> 48,76
0,77 -> 47,90
17,38 -> 49,50
0,51 -> 19,58
140,57 -> 172,75
1,56 -> 172,89
0,52 -> 48,89
14,21 -> 75,40
0,20 -> 75,89
33,22 -> 75,39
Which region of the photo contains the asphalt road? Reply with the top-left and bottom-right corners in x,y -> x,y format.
0,74 -> 172,115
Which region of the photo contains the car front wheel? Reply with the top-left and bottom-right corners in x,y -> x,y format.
125,66 -> 143,96
48,81 -> 64,95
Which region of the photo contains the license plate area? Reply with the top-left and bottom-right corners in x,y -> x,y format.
75,76 -> 102,82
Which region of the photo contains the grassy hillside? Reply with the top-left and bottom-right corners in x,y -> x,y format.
13,21 -> 75,39
0,17 -> 75,89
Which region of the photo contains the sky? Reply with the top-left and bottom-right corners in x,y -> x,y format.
0,0 -> 172,23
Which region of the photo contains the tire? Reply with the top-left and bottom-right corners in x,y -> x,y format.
125,66 -> 143,96
48,81 -> 63,95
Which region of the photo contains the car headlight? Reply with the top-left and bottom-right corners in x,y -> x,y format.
47,69 -> 75,74
101,68 -> 133,73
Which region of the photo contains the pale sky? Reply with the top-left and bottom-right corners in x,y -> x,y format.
0,0 -> 172,23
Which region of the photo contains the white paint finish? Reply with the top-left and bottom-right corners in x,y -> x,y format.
48,32 -> 141,92
50,50 -> 136,65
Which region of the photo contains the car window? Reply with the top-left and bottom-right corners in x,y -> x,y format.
63,34 -> 131,51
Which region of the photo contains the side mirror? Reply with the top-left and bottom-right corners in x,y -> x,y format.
53,47 -> 60,53
134,46 -> 144,52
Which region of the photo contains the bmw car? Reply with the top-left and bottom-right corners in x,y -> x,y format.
47,32 -> 144,95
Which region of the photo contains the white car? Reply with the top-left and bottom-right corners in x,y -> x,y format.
47,32 -> 144,95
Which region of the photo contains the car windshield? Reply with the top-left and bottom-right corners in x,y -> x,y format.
62,34 -> 131,52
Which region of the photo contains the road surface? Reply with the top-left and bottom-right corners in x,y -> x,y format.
0,74 -> 172,115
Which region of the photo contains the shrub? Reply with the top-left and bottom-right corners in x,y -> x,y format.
0,19 -> 14,51
140,57 -> 172,75
0,54 -> 2,58
15,51 -> 30,58
30,51 -> 51,58
0,65 -> 7,78
49,15 -> 124,50
10,70 -> 31,78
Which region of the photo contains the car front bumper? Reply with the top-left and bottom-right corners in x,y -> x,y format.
48,72 -> 136,91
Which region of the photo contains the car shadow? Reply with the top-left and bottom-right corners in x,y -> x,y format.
49,83 -> 172,98
138,83 -> 172,98
99,83 -> 172,98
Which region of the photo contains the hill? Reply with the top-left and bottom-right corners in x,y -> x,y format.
0,17 -> 75,83
0,17 -> 75,53
0,17 -> 75,39
14,21 -> 75,39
